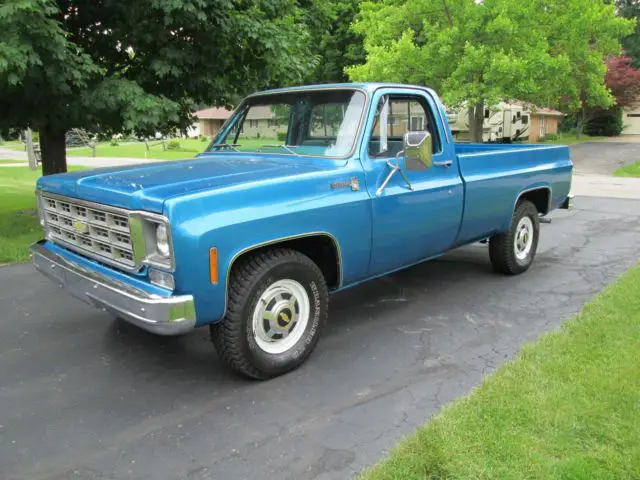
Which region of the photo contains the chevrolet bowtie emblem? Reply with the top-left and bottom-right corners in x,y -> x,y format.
73,220 -> 89,234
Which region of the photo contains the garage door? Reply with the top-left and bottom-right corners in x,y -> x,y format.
624,111 -> 640,135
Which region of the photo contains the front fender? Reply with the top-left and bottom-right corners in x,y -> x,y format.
163,167 -> 371,325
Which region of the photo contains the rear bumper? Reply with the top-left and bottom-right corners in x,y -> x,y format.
31,241 -> 196,335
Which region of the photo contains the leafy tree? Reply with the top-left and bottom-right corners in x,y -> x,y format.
605,55 -> 640,108
305,0 -> 366,83
616,0 -> 640,67
0,0 -> 315,175
348,0 -> 633,141
582,55 -> 640,137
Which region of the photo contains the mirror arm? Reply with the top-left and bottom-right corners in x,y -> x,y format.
375,150 -> 414,197
376,164 -> 397,197
395,150 -> 414,192
398,168 -> 414,192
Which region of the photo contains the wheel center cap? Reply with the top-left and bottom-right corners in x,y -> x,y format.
276,308 -> 293,328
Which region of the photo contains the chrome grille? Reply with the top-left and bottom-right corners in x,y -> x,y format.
41,194 -> 136,269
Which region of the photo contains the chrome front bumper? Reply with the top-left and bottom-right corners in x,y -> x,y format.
31,241 -> 196,335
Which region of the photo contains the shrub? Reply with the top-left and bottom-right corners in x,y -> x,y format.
110,138 -> 119,146
200,135 -> 209,142
31,131 -> 40,143
167,140 -> 181,150
277,131 -> 287,141
541,133 -> 559,141
585,107 -> 623,137
559,114 -> 577,133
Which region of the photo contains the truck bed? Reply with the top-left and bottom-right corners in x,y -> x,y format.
454,142 -> 566,155
452,142 -> 572,246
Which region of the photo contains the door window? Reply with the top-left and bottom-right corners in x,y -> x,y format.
368,96 -> 440,158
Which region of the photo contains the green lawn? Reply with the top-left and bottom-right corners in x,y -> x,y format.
66,139 -> 207,160
0,166 -> 85,264
66,138 -> 271,160
363,266 -> 640,480
539,135 -> 608,145
0,159 -> 26,164
613,162 -> 640,178
0,140 -> 26,151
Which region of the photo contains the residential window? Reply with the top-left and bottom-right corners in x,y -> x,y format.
268,119 -> 277,128
249,119 -> 258,129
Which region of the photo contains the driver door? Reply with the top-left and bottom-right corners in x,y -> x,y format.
363,91 -> 464,275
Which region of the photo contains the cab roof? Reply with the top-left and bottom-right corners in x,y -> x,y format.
250,83 -> 435,96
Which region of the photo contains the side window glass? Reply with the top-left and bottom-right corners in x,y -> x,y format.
368,96 -> 440,158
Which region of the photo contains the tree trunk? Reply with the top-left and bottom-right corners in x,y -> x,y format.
468,103 -> 485,143
40,126 -> 67,176
575,108 -> 587,139
24,128 -> 37,170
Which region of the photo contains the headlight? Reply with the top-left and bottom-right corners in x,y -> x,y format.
156,223 -> 170,258
129,213 -> 174,271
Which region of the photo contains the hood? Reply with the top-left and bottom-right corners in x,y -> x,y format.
36,153 -> 339,213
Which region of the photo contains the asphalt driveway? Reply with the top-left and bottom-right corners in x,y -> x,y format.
570,140 -> 640,174
2,195 -> 639,480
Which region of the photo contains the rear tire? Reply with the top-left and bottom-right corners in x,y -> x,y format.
211,248 -> 328,380
489,200 -> 539,275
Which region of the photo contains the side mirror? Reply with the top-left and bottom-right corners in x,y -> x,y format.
403,131 -> 433,170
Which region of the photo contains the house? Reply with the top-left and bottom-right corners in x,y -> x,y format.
528,108 -> 564,142
623,105 -> 640,135
193,107 -> 234,137
242,106 -> 287,138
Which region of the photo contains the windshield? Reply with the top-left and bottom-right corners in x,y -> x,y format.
209,89 -> 367,158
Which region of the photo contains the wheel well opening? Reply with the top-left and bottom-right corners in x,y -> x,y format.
519,188 -> 550,214
234,235 -> 341,290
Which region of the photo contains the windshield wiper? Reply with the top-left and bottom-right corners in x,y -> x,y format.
259,144 -> 301,156
208,143 -> 241,152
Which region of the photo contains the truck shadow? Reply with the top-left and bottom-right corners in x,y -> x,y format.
100,245 -> 493,385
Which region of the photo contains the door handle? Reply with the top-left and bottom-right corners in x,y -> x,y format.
432,160 -> 453,167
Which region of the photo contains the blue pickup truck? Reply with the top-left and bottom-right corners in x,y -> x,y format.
32,83 -> 573,379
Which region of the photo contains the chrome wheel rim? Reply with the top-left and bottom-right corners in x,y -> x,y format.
514,216 -> 534,261
252,279 -> 310,354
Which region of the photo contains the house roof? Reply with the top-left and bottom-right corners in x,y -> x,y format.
193,107 -> 233,120
531,107 -> 564,117
246,105 -> 276,120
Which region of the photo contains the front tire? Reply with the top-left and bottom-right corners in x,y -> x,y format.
489,200 -> 540,275
211,248 -> 328,380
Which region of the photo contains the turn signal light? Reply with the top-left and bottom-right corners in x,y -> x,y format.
210,247 -> 218,285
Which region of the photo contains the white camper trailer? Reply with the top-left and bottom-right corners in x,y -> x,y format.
447,102 -> 531,142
